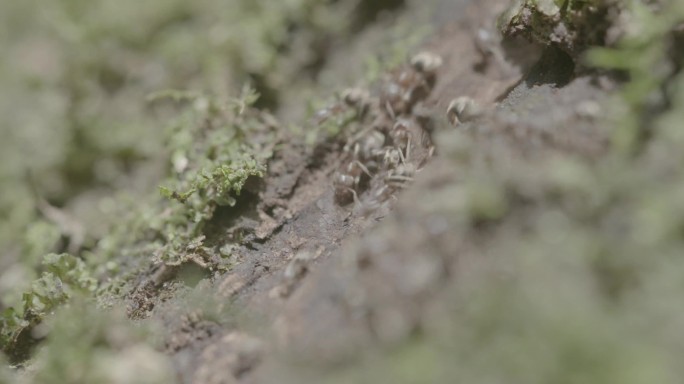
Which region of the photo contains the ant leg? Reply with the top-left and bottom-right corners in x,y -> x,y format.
405,137 -> 412,160
385,101 -> 396,120
388,175 -> 413,182
347,187 -> 360,206
398,142 -> 408,165
353,160 -> 373,177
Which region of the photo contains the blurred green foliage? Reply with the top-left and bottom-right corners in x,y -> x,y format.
25,301 -> 175,384
588,0 -> 684,153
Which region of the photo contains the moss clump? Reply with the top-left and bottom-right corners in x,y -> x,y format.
1,254 -> 96,357
499,0 -> 619,55
147,89 -> 276,269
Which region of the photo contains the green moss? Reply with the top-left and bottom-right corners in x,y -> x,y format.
1,254 -> 95,355
143,89 -> 275,268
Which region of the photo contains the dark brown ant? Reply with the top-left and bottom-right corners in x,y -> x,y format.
446,96 -> 481,126
379,52 -> 442,118
390,118 -> 415,149
313,87 -> 371,126
349,129 -> 386,162
313,104 -> 345,125
384,144 -> 418,188
341,88 -> 371,109
334,159 -> 372,204
410,51 -> 443,78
